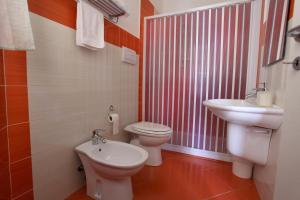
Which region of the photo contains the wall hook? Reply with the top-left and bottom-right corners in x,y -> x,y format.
283,56 -> 300,70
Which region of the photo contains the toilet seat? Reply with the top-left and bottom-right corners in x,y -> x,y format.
125,121 -> 172,166
132,122 -> 172,136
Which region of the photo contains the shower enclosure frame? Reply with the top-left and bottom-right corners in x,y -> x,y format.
142,0 -> 262,161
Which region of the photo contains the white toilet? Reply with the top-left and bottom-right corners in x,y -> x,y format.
125,122 -> 173,166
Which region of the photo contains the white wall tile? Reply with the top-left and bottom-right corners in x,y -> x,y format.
27,13 -> 139,199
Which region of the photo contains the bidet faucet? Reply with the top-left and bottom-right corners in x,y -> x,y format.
92,129 -> 107,145
246,82 -> 267,99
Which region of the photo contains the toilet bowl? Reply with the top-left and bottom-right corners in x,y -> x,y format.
125,122 -> 172,166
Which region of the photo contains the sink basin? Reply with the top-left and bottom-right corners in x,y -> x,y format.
203,99 -> 284,179
203,99 -> 284,129
76,140 -> 148,200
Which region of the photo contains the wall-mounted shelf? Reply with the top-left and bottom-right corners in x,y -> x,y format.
76,0 -> 126,23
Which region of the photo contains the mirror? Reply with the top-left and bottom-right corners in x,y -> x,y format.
262,0 -> 290,66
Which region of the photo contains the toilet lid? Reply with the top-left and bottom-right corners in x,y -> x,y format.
132,122 -> 172,134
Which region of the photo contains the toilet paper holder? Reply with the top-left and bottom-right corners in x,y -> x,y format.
107,105 -> 118,122
106,105 -> 116,123
109,105 -> 115,112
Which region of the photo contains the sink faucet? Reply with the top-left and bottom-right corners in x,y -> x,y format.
92,129 -> 107,145
246,82 -> 267,99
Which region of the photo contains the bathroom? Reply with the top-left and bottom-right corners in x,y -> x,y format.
0,0 -> 299,199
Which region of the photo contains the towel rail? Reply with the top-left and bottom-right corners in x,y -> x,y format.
76,0 -> 126,23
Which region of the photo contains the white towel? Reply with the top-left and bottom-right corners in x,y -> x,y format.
0,0 -> 35,50
76,0 -> 105,50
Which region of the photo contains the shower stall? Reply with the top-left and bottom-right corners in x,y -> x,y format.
142,0 -> 260,158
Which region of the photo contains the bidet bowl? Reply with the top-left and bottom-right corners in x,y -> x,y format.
75,140 -> 148,178
75,140 -> 148,200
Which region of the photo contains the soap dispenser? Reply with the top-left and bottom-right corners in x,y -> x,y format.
256,82 -> 273,107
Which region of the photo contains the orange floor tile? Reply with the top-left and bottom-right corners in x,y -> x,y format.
66,151 -> 260,200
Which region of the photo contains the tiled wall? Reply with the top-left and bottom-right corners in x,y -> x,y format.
253,1 -> 296,199
0,51 -> 10,200
27,12 -> 139,200
0,50 -> 34,200
0,0 -> 144,199
138,0 -> 155,120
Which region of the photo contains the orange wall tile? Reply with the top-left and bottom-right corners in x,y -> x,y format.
8,123 -> 31,163
28,0 -> 77,29
6,86 -> 29,125
0,50 -> 4,86
0,86 -> 6,129
14,190 -> 34,200
138,0 -> 154,121
2,1 -> 142,199
10,158 -> 33,198
0,128 -> 10,200
0,51 -> 5,129
0,51 -> 10,200
0,128 -> 9,164
289,0 -> 294,19
2,49 -> 32,199
104,20 -> 120,47
0,163 -> 11,199
4,51 -> 27,86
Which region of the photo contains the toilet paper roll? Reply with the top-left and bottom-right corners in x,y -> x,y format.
109,113 -> 119,135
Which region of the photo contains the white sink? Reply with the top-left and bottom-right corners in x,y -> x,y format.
203,99 -> 284,129
76,140 -> 148,200
204,99 -> 284,179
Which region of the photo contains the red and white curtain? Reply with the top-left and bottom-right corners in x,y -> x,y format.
144,2 -> 252,153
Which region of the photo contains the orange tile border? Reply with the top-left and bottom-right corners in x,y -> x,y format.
0,131 -> 10,200
14,190 -> 34,200
6,86 -> 29,125
2,48 -> 32,200
28,0 -> 140,53
8,123 -> 31,163
138,0 -> 154,121
28,0 -> 77,29
3,51 -> 27,86
0,128 -> 9,163
0,162 -> 11,199
0,86 -> 7,129
10,158 -> 33,198
288,0 -> 294,20
0,50 -> 4,85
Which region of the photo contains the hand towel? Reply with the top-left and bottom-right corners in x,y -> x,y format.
76,0 -> 105,50
0,0 -> 35,50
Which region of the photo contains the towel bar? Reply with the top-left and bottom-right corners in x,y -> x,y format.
76,0 -> 126,23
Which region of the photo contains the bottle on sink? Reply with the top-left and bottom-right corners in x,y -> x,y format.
256,82 -> 273,107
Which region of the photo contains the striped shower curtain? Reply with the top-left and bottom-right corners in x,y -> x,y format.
143,2 -> 252,153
